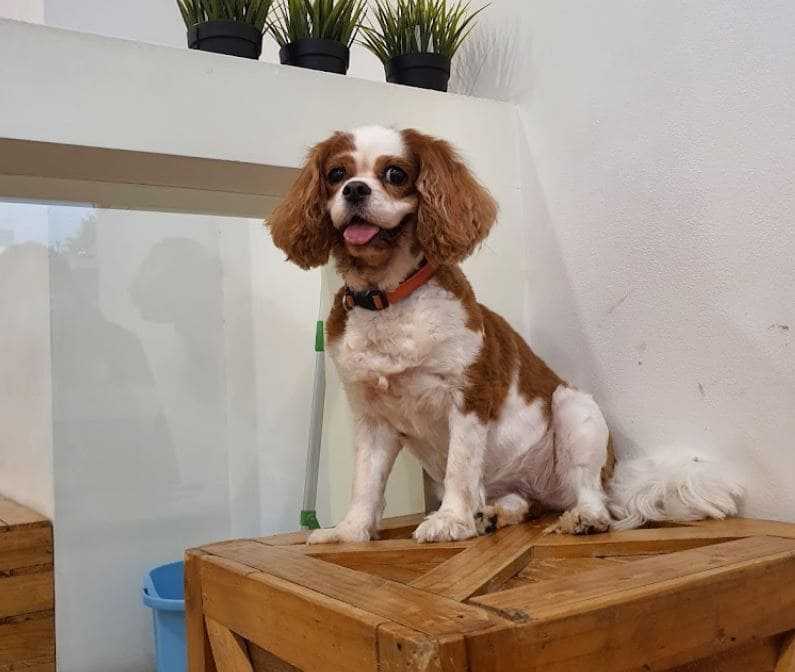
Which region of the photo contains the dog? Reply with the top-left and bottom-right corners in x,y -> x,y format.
267,125 -> 742,544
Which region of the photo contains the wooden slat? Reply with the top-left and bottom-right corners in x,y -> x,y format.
531,525 -> 752,559
0,612 -> 54,666
468,536 -> 795,672
0,497 -> 48,528
257,513 -> 426,547
206,617 -> 254,672
185,549 -> 217,672
0,567 -> 54,619
202,541 -> 495,637
377,623 -> 467,672
294,539 -> 468,556
0,658 -> 56,672
290,539 -> 466,583
0,525 -> 52,573
500,556 -> 637,591
409,523 -> 543,600
679,517 -> 795,539
777,631 -> 795,672
668,635 -> 781,671
248,644 -> 300,672
310,548 -> 462,584
201,556 -> 385,672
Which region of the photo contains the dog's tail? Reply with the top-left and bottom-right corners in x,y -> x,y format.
607,449 -> 744,530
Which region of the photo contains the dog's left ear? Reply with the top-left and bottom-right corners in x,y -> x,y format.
402,129 -> 498,265
267,134 -> 344,269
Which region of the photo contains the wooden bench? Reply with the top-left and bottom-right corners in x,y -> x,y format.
186,514 -> 795,672
0,496 -> 54,672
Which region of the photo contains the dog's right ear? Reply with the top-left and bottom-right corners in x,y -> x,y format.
267,133 -> 348,269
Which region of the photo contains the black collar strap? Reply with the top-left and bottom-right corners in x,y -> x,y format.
342,261 -> 436,312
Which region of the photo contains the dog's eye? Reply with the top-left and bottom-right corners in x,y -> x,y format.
328,167 -> 346,183
385,166 -> 407,186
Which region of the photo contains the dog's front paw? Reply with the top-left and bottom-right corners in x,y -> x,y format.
545,506 -> 611,536
413,509 -> 477,543
307,524 -> 371,545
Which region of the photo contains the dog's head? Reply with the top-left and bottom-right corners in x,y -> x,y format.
267,126 -> 497,286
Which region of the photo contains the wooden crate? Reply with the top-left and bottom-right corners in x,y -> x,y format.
0,496 -> 55,672
186,514 -> 795,672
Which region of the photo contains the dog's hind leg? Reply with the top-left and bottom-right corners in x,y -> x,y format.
545,386 -> 612,535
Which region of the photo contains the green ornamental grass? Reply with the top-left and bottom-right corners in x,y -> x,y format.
270,0 -> 368,48
176,0 -> 275,30
360,0 -> 487,63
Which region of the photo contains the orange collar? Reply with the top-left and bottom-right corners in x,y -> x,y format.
342,261 -> 437,312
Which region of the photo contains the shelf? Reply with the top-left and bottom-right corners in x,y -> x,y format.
0,19 -> 518,215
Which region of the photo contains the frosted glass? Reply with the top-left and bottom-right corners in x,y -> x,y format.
0,201 -> 323,672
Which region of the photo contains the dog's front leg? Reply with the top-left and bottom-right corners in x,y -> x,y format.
413,407 -> 486,543
307,415 -> 400,544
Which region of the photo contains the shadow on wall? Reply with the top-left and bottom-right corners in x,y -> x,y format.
49,218 -> 181,504
130,236 -> 224,407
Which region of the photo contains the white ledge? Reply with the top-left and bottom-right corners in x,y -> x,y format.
0,18 -> 518,213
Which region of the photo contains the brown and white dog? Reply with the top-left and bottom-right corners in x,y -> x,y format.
268,125 -> 742,544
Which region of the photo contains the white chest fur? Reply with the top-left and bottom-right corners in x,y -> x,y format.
328,282 -> 482,440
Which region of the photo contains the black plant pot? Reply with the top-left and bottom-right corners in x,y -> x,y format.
385,52 -> 451,92
187,20 -> 263,59
279,39 -> 350,74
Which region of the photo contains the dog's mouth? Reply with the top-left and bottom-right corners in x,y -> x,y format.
342,215 -> 409,246
342,216 -> 381,246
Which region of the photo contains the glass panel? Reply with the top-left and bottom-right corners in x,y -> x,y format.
0,201 -> 323,672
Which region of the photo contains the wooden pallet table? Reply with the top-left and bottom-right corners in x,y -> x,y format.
186,514 -> 795,672
0,496 -> 55,672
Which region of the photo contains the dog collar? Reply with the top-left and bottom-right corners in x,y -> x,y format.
342,261 -> 437,312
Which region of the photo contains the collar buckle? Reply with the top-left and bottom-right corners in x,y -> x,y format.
343,288 -> 389,312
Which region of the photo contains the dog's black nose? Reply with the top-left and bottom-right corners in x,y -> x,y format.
343,181 -> 372,204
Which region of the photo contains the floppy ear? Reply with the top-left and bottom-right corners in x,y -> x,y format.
402,129 -> 498,265
267,135 -> 341,269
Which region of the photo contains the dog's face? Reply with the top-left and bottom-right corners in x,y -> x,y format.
267,126 -> 497,285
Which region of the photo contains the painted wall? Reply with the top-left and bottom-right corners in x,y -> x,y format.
465,0 -> 795,521
42,0 -> 385,81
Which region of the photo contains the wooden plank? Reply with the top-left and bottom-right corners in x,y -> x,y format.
294,539 -> 468,556
0,658 -> 56,672
0,497 -> 48,529
668,635 -> 781,671
203,541 -> 495,637
468,536 -> 795,672
248,644 -> 300,672
200,555 -> 385,672
679,517 -> 795,540
500,557 -> 636,591
410,523 -> 543,601
185,549 -> 217,672
310,548 -> 462,584
286,539 -> 466,583
0,612 -> 55,666
377,622 -> 468,672
531,525 -> 751,559
0,567 -> 54,619
206,617 -> 254,672
0,526 -> 52,572
257,513 -> 427,546
777,631 -> 795,672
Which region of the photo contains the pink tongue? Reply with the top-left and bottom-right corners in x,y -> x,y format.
344,223 -> 380,245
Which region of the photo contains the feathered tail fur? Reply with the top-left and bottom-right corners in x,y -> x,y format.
607,450 -> 744,530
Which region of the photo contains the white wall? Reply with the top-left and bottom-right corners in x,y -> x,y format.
466,0 -> 795,521
43,0 -> 385,81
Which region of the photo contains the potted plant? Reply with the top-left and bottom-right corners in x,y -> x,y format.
177,0 -> 274,59
271,0 -> 367,74
361,0 -> 486,92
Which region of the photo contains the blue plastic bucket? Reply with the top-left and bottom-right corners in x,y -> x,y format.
142,561 -> 187,672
